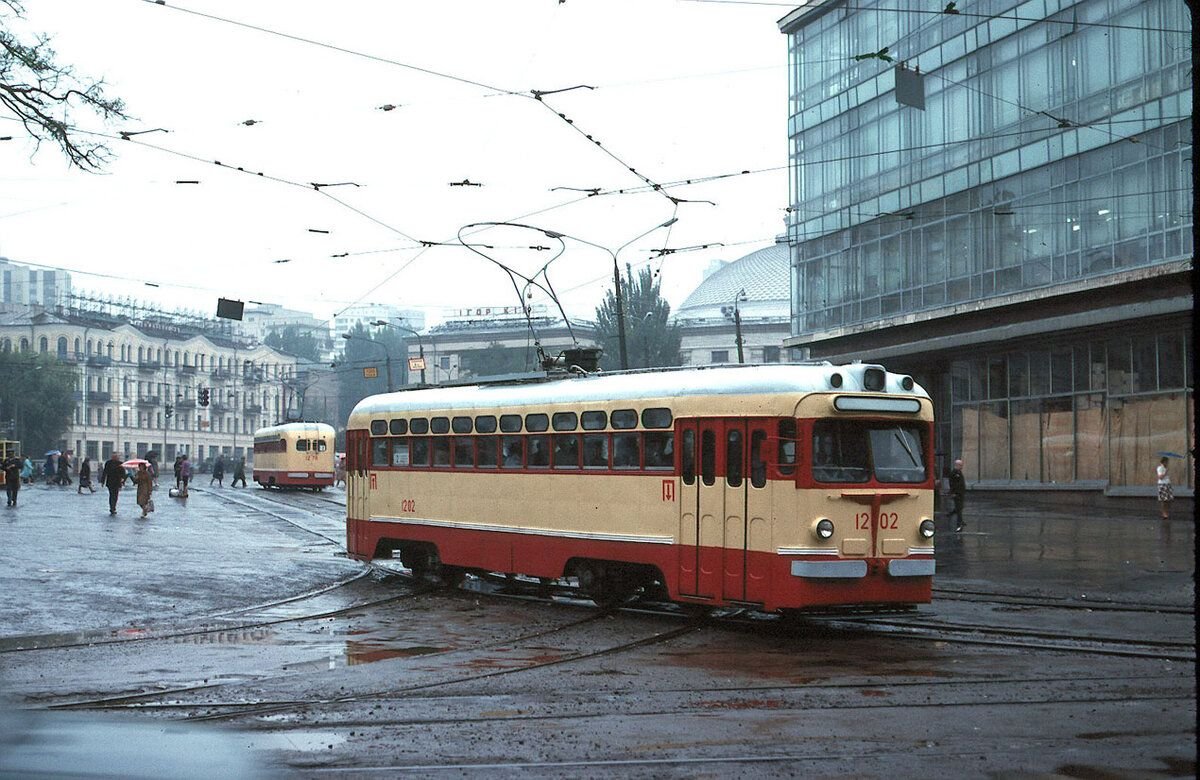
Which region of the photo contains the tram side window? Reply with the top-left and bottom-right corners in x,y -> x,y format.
475,415 -> 498,434
410,438 -> 430,467
681,430 -> 696,485
528,435 -> 550,468
452,417 -> 473,434
644,432 -> 673,470
501,436 -> 524,468
410,418 -> 430,434
431,417 -> 450,434
552,412 -> 578,431
613,433 -> 640,469
553,434 -> 580,469
389,419 -> 408,435
581,411 -> 607,430
750,430 -> 768,488
392,439 -> 410,466
296,439 -> 310,451
525,414 -> 549,433
583,434 -> 609,469
432,438 -> 451,467
372,439 -> 389,467
777,419 -> 797,476
611,409 -> 637,429
700,430 -> 716,486
500,414 -> 523,433
477,437 -> 499,468
726,429 -> 743,487
641,407 -> 672,429
453,437 -> 475,467
370,420 -> 388,436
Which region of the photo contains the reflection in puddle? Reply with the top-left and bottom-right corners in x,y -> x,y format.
259,729 -> 348,752
344,641 -> 449,665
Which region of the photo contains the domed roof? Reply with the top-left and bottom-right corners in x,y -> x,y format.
677,244 -> 789,316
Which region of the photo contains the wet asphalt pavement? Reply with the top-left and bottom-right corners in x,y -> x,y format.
0,480 -> 1194,778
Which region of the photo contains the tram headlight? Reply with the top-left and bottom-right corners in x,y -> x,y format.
919,519 -> 935,538
814,518 -> 835,540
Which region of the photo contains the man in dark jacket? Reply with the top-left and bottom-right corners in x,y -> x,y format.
3,455 -> 21,507
101,453 -> 126,515
948,458 -> 966,532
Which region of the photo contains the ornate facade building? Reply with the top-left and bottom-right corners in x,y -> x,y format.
0,307 -> 309,466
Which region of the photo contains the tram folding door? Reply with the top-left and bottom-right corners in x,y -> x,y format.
677,418 -> 772,605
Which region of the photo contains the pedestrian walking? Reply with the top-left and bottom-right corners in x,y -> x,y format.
77,457 -> 96,494
334,455 -> 346,488
132,462 -> 155,518
20,456 -> 33,485
178,454 -> 192,496
231,456 -> 247,488
100,453 -> 125,515
211,455 -> 225,487
3,453 -> 21,507
948,458 -> 966,532
173,455 -> 183,488
56,452 -> 72,486
1156,456 -> 1174,520
42,454 -> 55,483
147,452 -> 159,487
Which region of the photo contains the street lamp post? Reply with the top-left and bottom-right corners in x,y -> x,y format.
342,333 -> 393,392
370,319 -> 425,386
722,288 -> 748,364
541,218 -> 678,370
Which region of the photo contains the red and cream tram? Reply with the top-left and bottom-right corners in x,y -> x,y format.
345,363 -> 935,612
252,422 -> 336,489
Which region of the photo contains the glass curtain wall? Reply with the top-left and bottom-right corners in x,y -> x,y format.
950,324 -> 1193,490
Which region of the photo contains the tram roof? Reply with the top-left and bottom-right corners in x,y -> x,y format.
350,363 -> 927,419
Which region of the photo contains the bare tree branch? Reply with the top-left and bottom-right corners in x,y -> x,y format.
0,0 -> 130,170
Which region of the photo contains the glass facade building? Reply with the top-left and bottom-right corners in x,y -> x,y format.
780,0 -> 1193,494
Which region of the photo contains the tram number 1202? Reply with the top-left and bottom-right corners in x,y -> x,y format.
400,499 -> 416,513
856,512 -> 900,530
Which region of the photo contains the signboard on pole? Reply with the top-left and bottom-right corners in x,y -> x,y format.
362,366 -> 379,379
408,357 -> 426,371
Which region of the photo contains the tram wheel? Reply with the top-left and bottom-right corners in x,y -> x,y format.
575,561 -> 639,608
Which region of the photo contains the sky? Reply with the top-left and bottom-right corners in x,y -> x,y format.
1,0 -> 792,329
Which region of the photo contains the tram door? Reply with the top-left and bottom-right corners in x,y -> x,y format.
720,420 -> 773,605
677,420 -> 722,599
346,429 -> 370,548
678,419 -> 772,603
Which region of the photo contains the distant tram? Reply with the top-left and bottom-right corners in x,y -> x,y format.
252,422 -> 336,490
345,363 -> 935,613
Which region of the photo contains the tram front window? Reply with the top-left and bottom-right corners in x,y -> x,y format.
812,420 -> 926,484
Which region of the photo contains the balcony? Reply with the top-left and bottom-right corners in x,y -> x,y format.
242,369 -> 265,385
213,369 -> 232,380
138,360 -> 161,372
137,395 -> 161,407
177,364 -> 197,375
86,355 -> 112,368
244,404 -> 263,414
87,391 -> 112,403
210,402 -> 230,414
176,398 -> 196,410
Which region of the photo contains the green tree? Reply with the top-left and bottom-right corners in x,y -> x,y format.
264,326 -> 322,363
1,1 -> 129,170
0,350 -> 78,452
335,324 -> 408,429
594,264 -> 682,370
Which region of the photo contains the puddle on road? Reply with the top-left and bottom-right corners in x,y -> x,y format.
256,729 -> 348,753
344,640 -> 449,665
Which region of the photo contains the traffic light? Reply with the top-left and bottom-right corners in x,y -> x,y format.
198,387 -> 210,407
164,403 -> 174,419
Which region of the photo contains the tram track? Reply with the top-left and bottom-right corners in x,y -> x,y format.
932,586 -> 1193,615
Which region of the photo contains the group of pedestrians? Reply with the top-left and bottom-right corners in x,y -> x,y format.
205,455 -> 247,488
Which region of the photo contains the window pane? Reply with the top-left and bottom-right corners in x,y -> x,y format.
1132,335 -> 1157,392
1107,338 -> 1131,394
389,418 -> 408,435
474,415 -> 498,433
525,413 -> 549,432
682,430 -> 696,485
641,408 -> 673,429
431,417 -> 450,434
777,419 -> 797,476
700,430 -> 716,485
750,430 -> 768,488
296,439 -> 309,452
1051,350 -> 1073,395
1158,332 -> 1184,389
611,409 -> 638,429
583,434 -> 609,468
410,418 -> 429,434
370,420 -> 387,436
552,434 -> 580,468
527,435 -> 550,467
581,411 -> 607,430
410,437 -> 429,467
552,412 -> 578,431
477,437 -> 498,468
392,440 -> 410,466
868,425 -> 927,483
452,416 -> 473,434
502,436 -> 523,468
431,438 -> 451,466
813,420 -> 869,483
644,432 -> 673,469
726,429 -> 744,487
453,437 -> 474,467
372,439 -> 389,466
614,433 -> 641,469
500,414 -> 522,433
